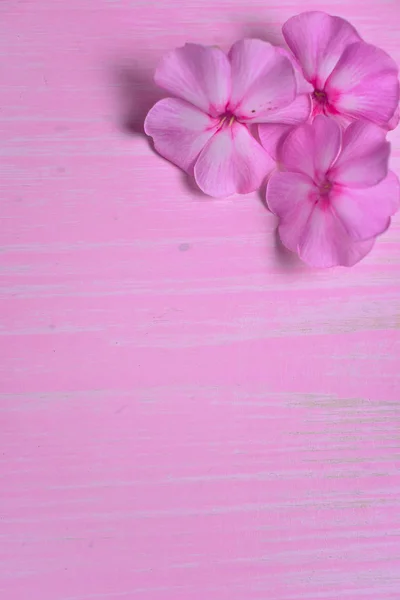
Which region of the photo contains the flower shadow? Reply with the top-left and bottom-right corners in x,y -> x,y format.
111,63 -> 207,197
181,172 -> 206,198
112,64 -> 164,136
240,22 -> 285,47
273,227 -> 306,272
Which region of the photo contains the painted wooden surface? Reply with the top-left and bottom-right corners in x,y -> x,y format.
1,1 -> 400,599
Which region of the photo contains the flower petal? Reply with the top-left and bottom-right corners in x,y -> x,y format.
329,121 -> 390,188
279,115 -> 341,179
298,205 -> 375,267
263,94 -> 312,124
331,170 -> 400,241
279,123 -> 315,178
276,47 -> 314,94
325,42 -> 399,126
387,105 -> 399,131
312,115 -> 341,177
154,44 -> 231,116
144,98 -> 218,173
282,11 -> 361,89
258,95 -> 312,159
194,122 -> 273,197
258,124 -> 292,160
266,171 -> 316,252
324,111 -> 354,129
267,171 -> 315,219
228,39 -> 296,122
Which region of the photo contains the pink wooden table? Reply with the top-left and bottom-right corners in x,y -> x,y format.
1,1 -> 400,598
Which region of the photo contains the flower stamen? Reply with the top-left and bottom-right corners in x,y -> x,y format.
313,89 -> 327,105
319,180 -> 332,197
217,112 -> 236,130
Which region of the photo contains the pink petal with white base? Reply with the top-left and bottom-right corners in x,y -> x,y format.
155,43 -> 231,116
144,98 -> 218,173
266,171 -> 315,252
329,121 -> 390,188
194,121 -> 273,197
228,39 -> 296,122
326,42 -> 399,126
298,205 -> 374,268
282,11 -> 361,89
331,170 -> 400,241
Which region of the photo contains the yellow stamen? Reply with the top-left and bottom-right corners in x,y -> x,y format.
229,115 -> 235,127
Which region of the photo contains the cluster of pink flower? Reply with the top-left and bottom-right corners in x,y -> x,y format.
145,11 -> 399,267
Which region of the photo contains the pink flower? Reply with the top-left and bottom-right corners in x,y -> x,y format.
266,115 -> 400,268
144,40 -> 310,197
259,11 -> 399,158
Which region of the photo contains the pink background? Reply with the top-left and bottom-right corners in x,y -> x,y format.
1,0 -> 400,598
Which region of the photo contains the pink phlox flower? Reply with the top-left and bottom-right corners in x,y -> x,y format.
145,39 -> 310,197
259,11 -> 400,159
266,115 -> 400,268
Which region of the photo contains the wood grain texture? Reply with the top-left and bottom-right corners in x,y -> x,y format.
1,1 -> 400,599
